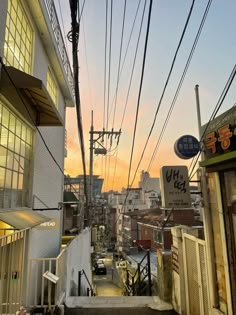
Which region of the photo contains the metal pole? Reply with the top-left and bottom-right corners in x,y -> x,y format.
147,250 -> 152,296
89,110 -> 94,223
138,263 -> 141,294
195,85 -> 202,140
78,271 -> 82,296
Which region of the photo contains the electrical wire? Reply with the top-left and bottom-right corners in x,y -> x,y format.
112,0 -> 127,128
188,104 -> 236,182
147,0 -> 212,174
79,0 -> 86,23
120,0 -> 147,130
107,0 -> 142,124
101,0 -> 109,181
110,0 -> 145,190
103,0 -> 108,131
69,0 -> 88,215
106,0 -> 113,132
104,0 -> 113,191
128,0 -> 196,190
188,64 -> 236,179
114,0 -> 196,232
104,0 -> 143,190
116,0 -> 153,239
127,0 -> 153,189
106,0 -> 127,195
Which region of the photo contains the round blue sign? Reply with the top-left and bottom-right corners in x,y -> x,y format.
174,135 -> 200,159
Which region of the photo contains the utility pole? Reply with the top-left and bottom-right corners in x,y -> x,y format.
69,0 -> 88,227
89,110 -> 121,224
89,111 -> 94,208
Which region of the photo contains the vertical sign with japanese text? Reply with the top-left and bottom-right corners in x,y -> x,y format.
160,165 -> 191,208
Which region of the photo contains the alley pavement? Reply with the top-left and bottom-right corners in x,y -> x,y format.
93,256 -> 123,296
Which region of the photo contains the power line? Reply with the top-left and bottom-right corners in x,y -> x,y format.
107,0 -> 142,125
111,0 -> 147,190
106,0 -> 127,194
81,15 -> 93,108
111,0 -> 150,222
129,0 -> 196,189
103,0 -> 108,130
112,0 -> 127,128
147,0 -> 212,174
188,64 -> 236,179
101,0 -> 109,180
120,0 -> 147,130
104,0 -> 113,191
127,0 -> 152,189
115,0 -> 196,228
68,0 -> 88,217
106,0 -> 113,131
79,0 -> 86,22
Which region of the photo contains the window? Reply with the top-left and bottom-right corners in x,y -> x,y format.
47,68 -> 58,106
0,100 -> 33,208
154,229 -> 163,244
4,0 -> 33,74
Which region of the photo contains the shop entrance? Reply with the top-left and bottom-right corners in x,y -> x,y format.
220,169 -> 236,314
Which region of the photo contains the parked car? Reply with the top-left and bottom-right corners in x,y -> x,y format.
93,259 -> 104,269
95,263 -> 107,275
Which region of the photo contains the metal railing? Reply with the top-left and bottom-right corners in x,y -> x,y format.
42,0 -> 74,94
124,250 -> 152,296
27,248 -> 67,310
78,269 -> 96,296
0,229 -> 29,315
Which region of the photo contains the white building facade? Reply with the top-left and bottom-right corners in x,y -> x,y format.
0,0 -> 74,311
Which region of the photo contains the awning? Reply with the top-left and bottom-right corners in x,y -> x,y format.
0,66 -> 63,126
0,208 -> 50,229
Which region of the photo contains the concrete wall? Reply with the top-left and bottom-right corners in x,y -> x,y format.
32,126 -> 65,209
29,210 -> 62,258
26,210 -> 62,306
66,228 -> 92,298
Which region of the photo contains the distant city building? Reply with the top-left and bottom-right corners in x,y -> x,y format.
64,175 -> 104,202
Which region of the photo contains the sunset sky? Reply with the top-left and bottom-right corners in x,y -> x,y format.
55,0 -> 236,191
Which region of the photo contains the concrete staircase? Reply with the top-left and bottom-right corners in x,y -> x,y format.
65,296 -> 178,315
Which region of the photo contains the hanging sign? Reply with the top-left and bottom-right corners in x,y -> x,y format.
174,135 -> 200,159
160,165 -> 191,208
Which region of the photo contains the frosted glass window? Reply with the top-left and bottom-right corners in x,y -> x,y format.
0,100 -> 33,207
47,68 -> 58,107
4,0 -> 33,74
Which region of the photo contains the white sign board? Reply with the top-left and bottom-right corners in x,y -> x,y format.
160,165 -> 191,208
116,261 -> 126,269
43,271 -> 59,284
